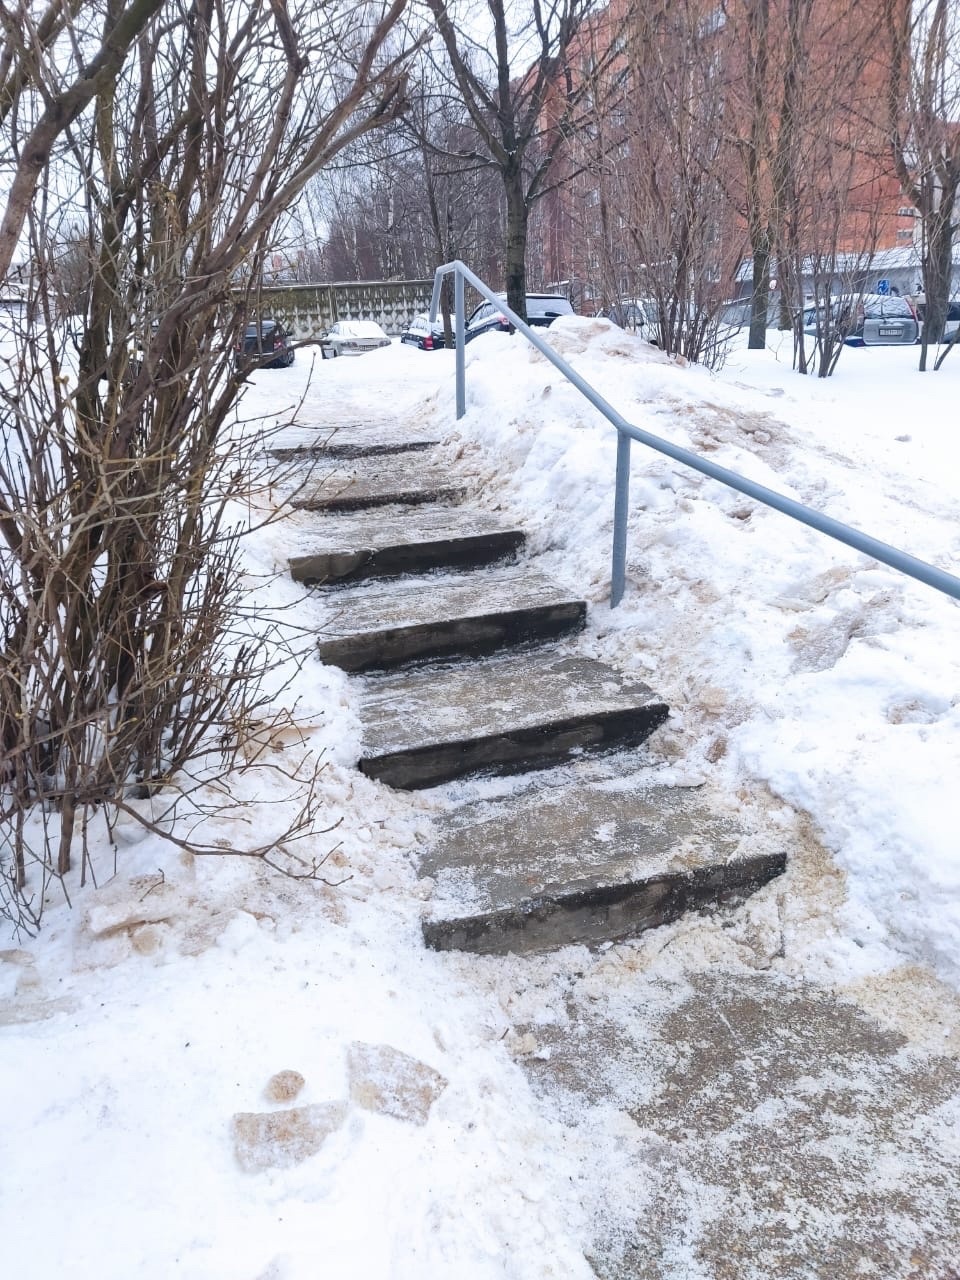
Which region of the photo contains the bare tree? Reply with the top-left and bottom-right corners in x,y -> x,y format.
886,0 -> 960,369
0,0 -> 170,278
724,0 -> 898,363
563,0 -> 740,363
726,0 -> 777,349
717,0 -> 895,373
305,107 -> 502,286
424,0 -> 606,320
402,67 -> 507,281
773,0 -> 891,375
0,0 -> 414,931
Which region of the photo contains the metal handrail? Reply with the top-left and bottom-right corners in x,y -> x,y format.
431,260 -> 960,608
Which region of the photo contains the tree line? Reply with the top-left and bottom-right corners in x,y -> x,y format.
282,0 -> 959,374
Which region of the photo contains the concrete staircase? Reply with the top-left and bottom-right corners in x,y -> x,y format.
281,408 -> 960,1277
285,417 -> 785,956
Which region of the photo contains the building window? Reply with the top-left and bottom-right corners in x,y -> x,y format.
896,228 -> 914,240
897,206 -> 917,217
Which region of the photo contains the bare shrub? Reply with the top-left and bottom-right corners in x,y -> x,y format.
0,0 -> 414,933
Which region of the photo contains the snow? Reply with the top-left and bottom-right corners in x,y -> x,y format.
330,320 -> 389,338
3,321 -> 960,1276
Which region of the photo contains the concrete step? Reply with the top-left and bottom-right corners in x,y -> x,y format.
313,566 -> 586,671
421,777 -> 785,954
288,506 -> 525,585
291,453 -> 465,513
356,648 -> 668,789
515,968 -> 960,1277
269,428 -> 439,461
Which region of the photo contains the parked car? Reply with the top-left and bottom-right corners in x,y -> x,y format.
602,298 -> 659,334
719,298 -> 752,329
915,299 -> 960,343
802,294 -> 919,346
236,318 -> 295,370
464,293 -> 575,342
320,319 -> 391,358
400,313 -> 449,351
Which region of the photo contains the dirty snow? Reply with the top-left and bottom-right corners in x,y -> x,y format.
2,321 -> 960,1278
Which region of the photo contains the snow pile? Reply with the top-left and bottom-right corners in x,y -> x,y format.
437,317 -> 960,987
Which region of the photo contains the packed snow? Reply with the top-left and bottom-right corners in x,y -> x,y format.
2,318 -> 959,1278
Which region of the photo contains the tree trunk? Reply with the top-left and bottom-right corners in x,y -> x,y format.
923,199 -> 955,346
504,170 -> 528,322
748,239 -> 770,348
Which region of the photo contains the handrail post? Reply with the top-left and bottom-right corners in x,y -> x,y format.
455,266 -> 465,420
611,430 -> 631,608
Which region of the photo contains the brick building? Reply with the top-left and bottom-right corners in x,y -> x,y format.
531,0 -> 914,314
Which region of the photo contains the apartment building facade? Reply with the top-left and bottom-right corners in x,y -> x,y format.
530,0 -> 913,314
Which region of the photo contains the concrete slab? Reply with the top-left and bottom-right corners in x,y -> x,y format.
266,419 -> 440,458
420,780 -> 785,954
270,435 -> 438,461
288,506 -> 525,584
356,649 -> 668,789
313,565 -> 586,670
516,968 -> 960,1279
292,453 -> 466,512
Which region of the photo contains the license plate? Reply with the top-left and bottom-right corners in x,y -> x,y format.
878,326 -> 902,337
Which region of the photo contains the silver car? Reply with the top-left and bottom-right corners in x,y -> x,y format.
803,294 -> 919,346
320,320 -> 391,358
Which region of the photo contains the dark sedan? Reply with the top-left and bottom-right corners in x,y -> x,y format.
464,294 -> 575,342
400,313 -> 449,350
915,299 -> 960,343
236,319 -> 295,370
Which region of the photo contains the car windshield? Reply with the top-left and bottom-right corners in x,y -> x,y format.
527,297 -> 573,317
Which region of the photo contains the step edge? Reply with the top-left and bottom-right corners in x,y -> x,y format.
359,701 -> 670,789
422,851 -> 787,954
294,484 -> 467,513
317,598 -> 587,644
288,529 -> 526,575
318,601 -> 587,672
270,439 -> 439,460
